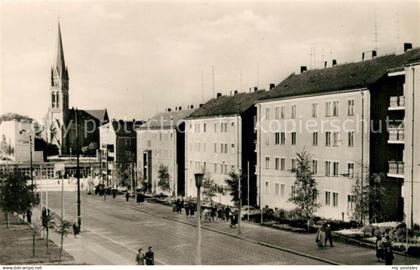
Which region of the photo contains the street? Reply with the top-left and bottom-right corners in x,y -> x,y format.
35,191 -> 325,265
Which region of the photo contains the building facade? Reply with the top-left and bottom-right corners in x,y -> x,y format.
137,109 -> 194,195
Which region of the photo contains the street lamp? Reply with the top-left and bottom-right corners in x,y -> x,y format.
194,172 -> 204,265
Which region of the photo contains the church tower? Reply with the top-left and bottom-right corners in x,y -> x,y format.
47,22 -> 69,154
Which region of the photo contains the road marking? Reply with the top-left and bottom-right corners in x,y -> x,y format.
85,227 -> 167,265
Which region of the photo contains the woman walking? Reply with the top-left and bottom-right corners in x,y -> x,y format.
315,224 -> 326,248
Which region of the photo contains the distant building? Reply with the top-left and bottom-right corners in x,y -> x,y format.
256,46 -> 420,224
44,22 -> 109,156
185,91 -> 267,206
99,120 -> 140,188
137,109 -> 194,195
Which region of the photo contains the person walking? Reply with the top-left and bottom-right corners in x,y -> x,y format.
185,203 -> 190,218
224,206 -> 231,222
375,235 -> 384,262
383,235 -> 394,265
136,248 -> 145,265
26,209 -> 32,224
126,192 -> 130,202
315,224 -> 326,248
144,246 -> 155,265
180,198 -> 184,214
324,223 -> 333,247
72,222 -> 79,238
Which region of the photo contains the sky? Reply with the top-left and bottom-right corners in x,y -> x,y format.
0,0 -> 419,122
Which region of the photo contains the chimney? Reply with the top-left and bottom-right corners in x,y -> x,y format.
362,52 -> 365,61
254,86 -> 258,92
179,106 -> 182,111
324,61 -> 327,68
168,108 -> 171,112
217,93 -> 222,98
199,103 -> 203,108
332,60 -> 337,67
190,105 -> 194,109
300,66 -> 307,73
372,50 -> 377,58
404,43 -> 413,52
269,83 -> 275,90
234,90 -> 238,95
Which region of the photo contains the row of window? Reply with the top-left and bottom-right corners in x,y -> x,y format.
189,142 -> 236,154
264,181 -> 356,209
190,121 -> 235,133
266,99 -> 355,120
264,157 -> 355,178
190,160 -> 234,175
268,131 -> 355,147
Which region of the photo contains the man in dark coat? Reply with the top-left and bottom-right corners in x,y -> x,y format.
144,246 -> 155,265
126,192 -> 130,202
26,209 -> 32,223
324,223 -> 333,247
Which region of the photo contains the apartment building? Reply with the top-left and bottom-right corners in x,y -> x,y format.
256,46 -> 420,223
137,109 -> 194,195
99,120 -> 140,188
185,90 -> 267,206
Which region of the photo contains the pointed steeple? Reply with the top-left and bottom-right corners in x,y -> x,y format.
55,21 -> 66,77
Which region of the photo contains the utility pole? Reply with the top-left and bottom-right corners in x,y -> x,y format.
238,169 -> 242,234
75,108 -> 81,231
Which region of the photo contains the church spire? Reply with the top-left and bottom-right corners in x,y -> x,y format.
56,21 -> 66,77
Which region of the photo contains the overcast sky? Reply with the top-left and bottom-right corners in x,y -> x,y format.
0,0 -> 419,122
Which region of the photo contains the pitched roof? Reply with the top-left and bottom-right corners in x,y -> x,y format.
84,109 -> 109,123
55,22 -> 67,78
111,120 -> 141,137
188,90 -> 268,119
139,109 -> 195,130
261,48 -> 420,101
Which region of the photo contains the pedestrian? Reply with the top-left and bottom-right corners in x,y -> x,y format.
225,206 -> 231,222
136,248 -> 145,265
144,246 -> 155,265
315,224 -> 326,248
375,235 -> 384,262
383,235 -> 394,265
180,198 -> 184,214
126,192 -> 130,202
72,222 -> 79,238
185,203 -> 190,218
176,198 -> 181,213
26,209 -> 32,224
137,192 -> 141,204
190,203 -> 195,216
112,189 -> 117,199
324,223 -> 333,247
211,206 -> 217,221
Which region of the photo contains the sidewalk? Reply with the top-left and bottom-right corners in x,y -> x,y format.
0,210 -> 73,265
103,195 -> 420,265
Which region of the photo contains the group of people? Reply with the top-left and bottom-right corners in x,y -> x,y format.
375,235 -> 394,265
315,223 -> 333,248
136,247 -> 155,265
173,198 -> 196,217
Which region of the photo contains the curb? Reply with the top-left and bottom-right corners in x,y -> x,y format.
94,197 -> 339,265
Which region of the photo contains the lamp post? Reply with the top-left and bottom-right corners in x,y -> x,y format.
194,173 -> 204,265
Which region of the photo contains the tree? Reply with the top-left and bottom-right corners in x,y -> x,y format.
116,163 -> 130,187
157,165 -> 170,193
288,151 -> 320,228
369,173 -> 385,223
202,172 -> 218,204
55,217 -> 72,263
225,171 -> 240,207
0,171 -> 34,228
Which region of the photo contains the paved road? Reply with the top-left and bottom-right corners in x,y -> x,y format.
36,192 -> 324,265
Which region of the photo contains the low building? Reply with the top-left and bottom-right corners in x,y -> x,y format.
137,108 -> 195,195
99,120 -> 140,188
256,46 -> 420,223
185,90 -> 267,206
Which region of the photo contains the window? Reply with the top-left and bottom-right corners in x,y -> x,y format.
347,195 -> 355,209
333,162 -> 339,176
214,123 -> 217,133
220,164 -> 224,173
266,108 -> 270,120
280,106 -> 285,119
325,131 -> 332,146
348,131 -> 354,147
265,181 -> 270,194
333,101 -> 339,116
56,92 -> 60,107
275,107 -> 280,120
265,134 -> 270,145
275,132 -> 280,145
275,158 -> 280,170
312,160 -> 318,174
291,158 -> 297,172
280,158 -> 285,171
280,132 -> 286,145
291,132 -> 296,145
333,131 -> 340,146
280,184 -> 285,197
214,143 -> 217,153
291,185 -> 297,198
213,163 -> 217,173
325,102 -> 331,117
203,123 -> 207,133
220,144 -> 223,153
312,103 -> 318,118
348,163 -> 354,178
52,92 -> 55,108
312,132 -> 318,146
275,183 -> 280,196
348,99 -> 355,116
224,164 -> 228,174
333,192 -> 339,207
325,161 -> 331,176
325,191 -> 331,205
265,157 -> 270,169
291,105 -> 296,119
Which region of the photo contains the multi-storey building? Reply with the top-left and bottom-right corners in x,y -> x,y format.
256,45 -> 420,224
185,90 -> 267,206
99,120 -> 140,188
137,109 -> 194,195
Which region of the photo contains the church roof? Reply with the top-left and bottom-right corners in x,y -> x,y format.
55,22 -> 67,78
261,47 -> 420,101
85,109 -> 109,124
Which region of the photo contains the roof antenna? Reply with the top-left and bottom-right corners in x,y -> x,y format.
374,8 -> 378,52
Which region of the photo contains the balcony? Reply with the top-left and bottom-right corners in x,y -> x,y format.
387,160 -> 404,179
388,128 -> 405,144
388,96 -> 405,111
